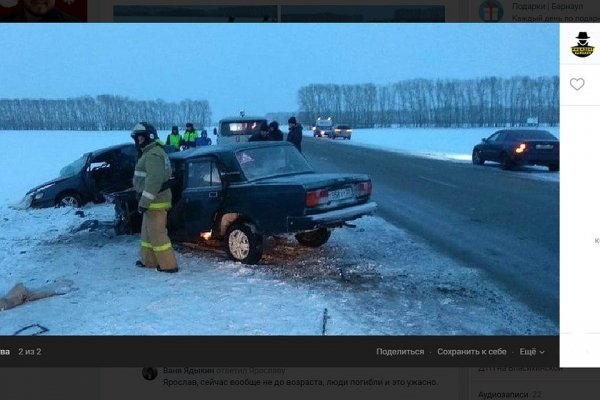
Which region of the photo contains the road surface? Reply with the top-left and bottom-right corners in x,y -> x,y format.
303,136 -> 559,324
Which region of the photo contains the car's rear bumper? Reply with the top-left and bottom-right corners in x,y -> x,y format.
287,201 -> 377,231
515,153 -> 559,165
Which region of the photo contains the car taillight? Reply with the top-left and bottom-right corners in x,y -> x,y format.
514,143 -> 527,153
306,189 -> 329,207
355,181 -> 372,196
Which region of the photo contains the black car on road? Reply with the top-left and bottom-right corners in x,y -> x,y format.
18,143 -> 137,209
472,129 -> 559,171
108,141 -> 376,264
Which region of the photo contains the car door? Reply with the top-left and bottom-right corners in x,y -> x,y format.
480,131 -> 505,162
182,157 -> 223,237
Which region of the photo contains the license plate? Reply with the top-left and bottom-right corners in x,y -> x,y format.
329,188 -> 353,201
535,144 -> 554,150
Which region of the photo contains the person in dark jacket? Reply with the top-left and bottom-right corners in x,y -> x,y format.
196,130 -> 212,146
286,116 -> 303,152
165,126 -> 182,151
268,121 -> 284,141
1,0 -> 79,22
248,122 -> 273,142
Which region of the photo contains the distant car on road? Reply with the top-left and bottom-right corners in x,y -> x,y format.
108,141 -> 377,264
472,129 -> 559,171
18,143 -> 137,209
313,117 -> 333,138
330,125 -> 352,140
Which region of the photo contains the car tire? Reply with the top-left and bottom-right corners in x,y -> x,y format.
500,153 -> 513,170
56,192 -> 83,208
472,149 -> 485,165
548,162 -> 559,172
295,228 -> 332,247
224,222 -> 263,264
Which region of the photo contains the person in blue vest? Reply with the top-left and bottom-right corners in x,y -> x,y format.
196,129 -> 212,146
165,126 -> 182,151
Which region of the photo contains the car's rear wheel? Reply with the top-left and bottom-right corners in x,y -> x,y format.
224,222 -> 263,264
472,149 -> 485,165
295,228 -> 332,247
500,153 -> 513,170
548,162 -> 559,172
56,192 -> 83,208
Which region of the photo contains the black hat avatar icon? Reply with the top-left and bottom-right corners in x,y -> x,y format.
571,31 -> 595,58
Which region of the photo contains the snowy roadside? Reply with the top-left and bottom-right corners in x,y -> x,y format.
0,202 -> 557,335
304,126 -> 560,184
0,128 -> 558,335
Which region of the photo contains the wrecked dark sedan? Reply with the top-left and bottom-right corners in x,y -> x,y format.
17,143 -> 137,208
108,141 -> 377,264
472,129 -> 559,171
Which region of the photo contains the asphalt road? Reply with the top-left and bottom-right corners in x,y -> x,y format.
302,136 -> 559,324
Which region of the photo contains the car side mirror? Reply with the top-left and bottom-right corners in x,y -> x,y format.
481,138 -> 487,143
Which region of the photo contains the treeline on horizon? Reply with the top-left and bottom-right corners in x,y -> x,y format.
0,76 -> 558,131
0,95 -> 211,131
296,76 -> 559,128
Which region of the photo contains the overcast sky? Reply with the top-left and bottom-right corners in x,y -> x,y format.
1,23 -> 558,120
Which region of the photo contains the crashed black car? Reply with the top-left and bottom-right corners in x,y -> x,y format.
18,143 -> 137,208
107,141 -> 377,264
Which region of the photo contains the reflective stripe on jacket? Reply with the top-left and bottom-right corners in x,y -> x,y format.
133,142 -> 172,209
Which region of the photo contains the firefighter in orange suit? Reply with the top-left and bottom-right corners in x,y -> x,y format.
130,122 -> 178,273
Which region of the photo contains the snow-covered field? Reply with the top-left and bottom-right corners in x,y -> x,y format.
0,128 -> 559,335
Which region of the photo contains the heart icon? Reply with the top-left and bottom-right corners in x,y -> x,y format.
570,78 -> 585,90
